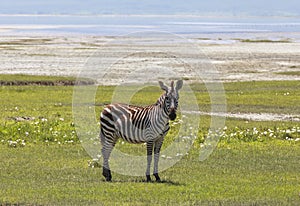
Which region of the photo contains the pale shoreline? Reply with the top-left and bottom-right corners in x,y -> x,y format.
0,34 -> 299,84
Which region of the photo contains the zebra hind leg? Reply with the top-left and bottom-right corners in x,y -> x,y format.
102,143 -> 113,181
100,130 -> 115,182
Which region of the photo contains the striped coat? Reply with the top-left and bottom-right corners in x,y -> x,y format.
100,80 -> 183,182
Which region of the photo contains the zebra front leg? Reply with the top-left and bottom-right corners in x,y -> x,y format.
153,136 -> 164,182
146,141 -> 153,182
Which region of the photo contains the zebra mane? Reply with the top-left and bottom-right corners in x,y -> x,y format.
155,92 -> 166,106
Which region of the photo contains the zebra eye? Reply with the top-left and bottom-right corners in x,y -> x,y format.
165,96 -> 169,101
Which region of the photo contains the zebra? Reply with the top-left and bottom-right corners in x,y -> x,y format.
100,80 -> 183,182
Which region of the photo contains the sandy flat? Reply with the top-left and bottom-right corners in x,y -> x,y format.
0,34 -> 299,84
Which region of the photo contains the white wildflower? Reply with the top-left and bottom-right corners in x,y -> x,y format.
8,140 -> 17,147
182,136 -> 191,140
176,153 -> 183,157
41,118 -> 48,122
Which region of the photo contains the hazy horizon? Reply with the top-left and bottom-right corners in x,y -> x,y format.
1,0 -> 299,17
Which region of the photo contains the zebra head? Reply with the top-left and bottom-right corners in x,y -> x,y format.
159,80 -> 183,120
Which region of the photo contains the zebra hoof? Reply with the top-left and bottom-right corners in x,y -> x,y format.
103,167 -> 112,182
153,173 -> 161,182
146,175 -> 151,182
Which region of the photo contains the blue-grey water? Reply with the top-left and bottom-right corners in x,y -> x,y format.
1,15 -> 300,38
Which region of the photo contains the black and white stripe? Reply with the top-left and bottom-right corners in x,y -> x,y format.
100,80 -> 183,182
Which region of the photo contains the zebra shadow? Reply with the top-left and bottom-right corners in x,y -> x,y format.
102,178 -> 183,186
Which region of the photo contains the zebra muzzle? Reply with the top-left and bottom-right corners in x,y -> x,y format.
169,109 -> 176,120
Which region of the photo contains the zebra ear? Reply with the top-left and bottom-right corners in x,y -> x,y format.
175,80 -> 183,91
159,81 -> 168,92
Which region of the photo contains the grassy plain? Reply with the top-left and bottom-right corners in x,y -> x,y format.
1,142 -> 299,205
0,74 -> 299,205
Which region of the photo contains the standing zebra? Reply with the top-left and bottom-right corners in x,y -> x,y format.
100,80 -> 183,182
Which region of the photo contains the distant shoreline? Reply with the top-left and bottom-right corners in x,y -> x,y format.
0,34 -> 299,84
1,14 -> 300,18
0,14 -> 299,37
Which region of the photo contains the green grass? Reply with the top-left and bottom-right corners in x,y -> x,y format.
223,81 -> 300,115
0,38 -> 53,46
0,74 -> 95,86
236,39 -> 292,43
1,79 -> 299,144
0,74 -> 75,82
275,71 -> 300,76
0,75 -> 300,205
0,142 -> 299,205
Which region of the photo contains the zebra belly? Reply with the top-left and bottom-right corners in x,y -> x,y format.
114,120 -> 167,144
115,121 -> 150,143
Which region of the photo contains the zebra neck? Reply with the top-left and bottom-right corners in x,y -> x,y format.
156,94 -> 169,120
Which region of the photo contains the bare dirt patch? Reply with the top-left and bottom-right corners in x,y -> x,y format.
0,35 -> 299,83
